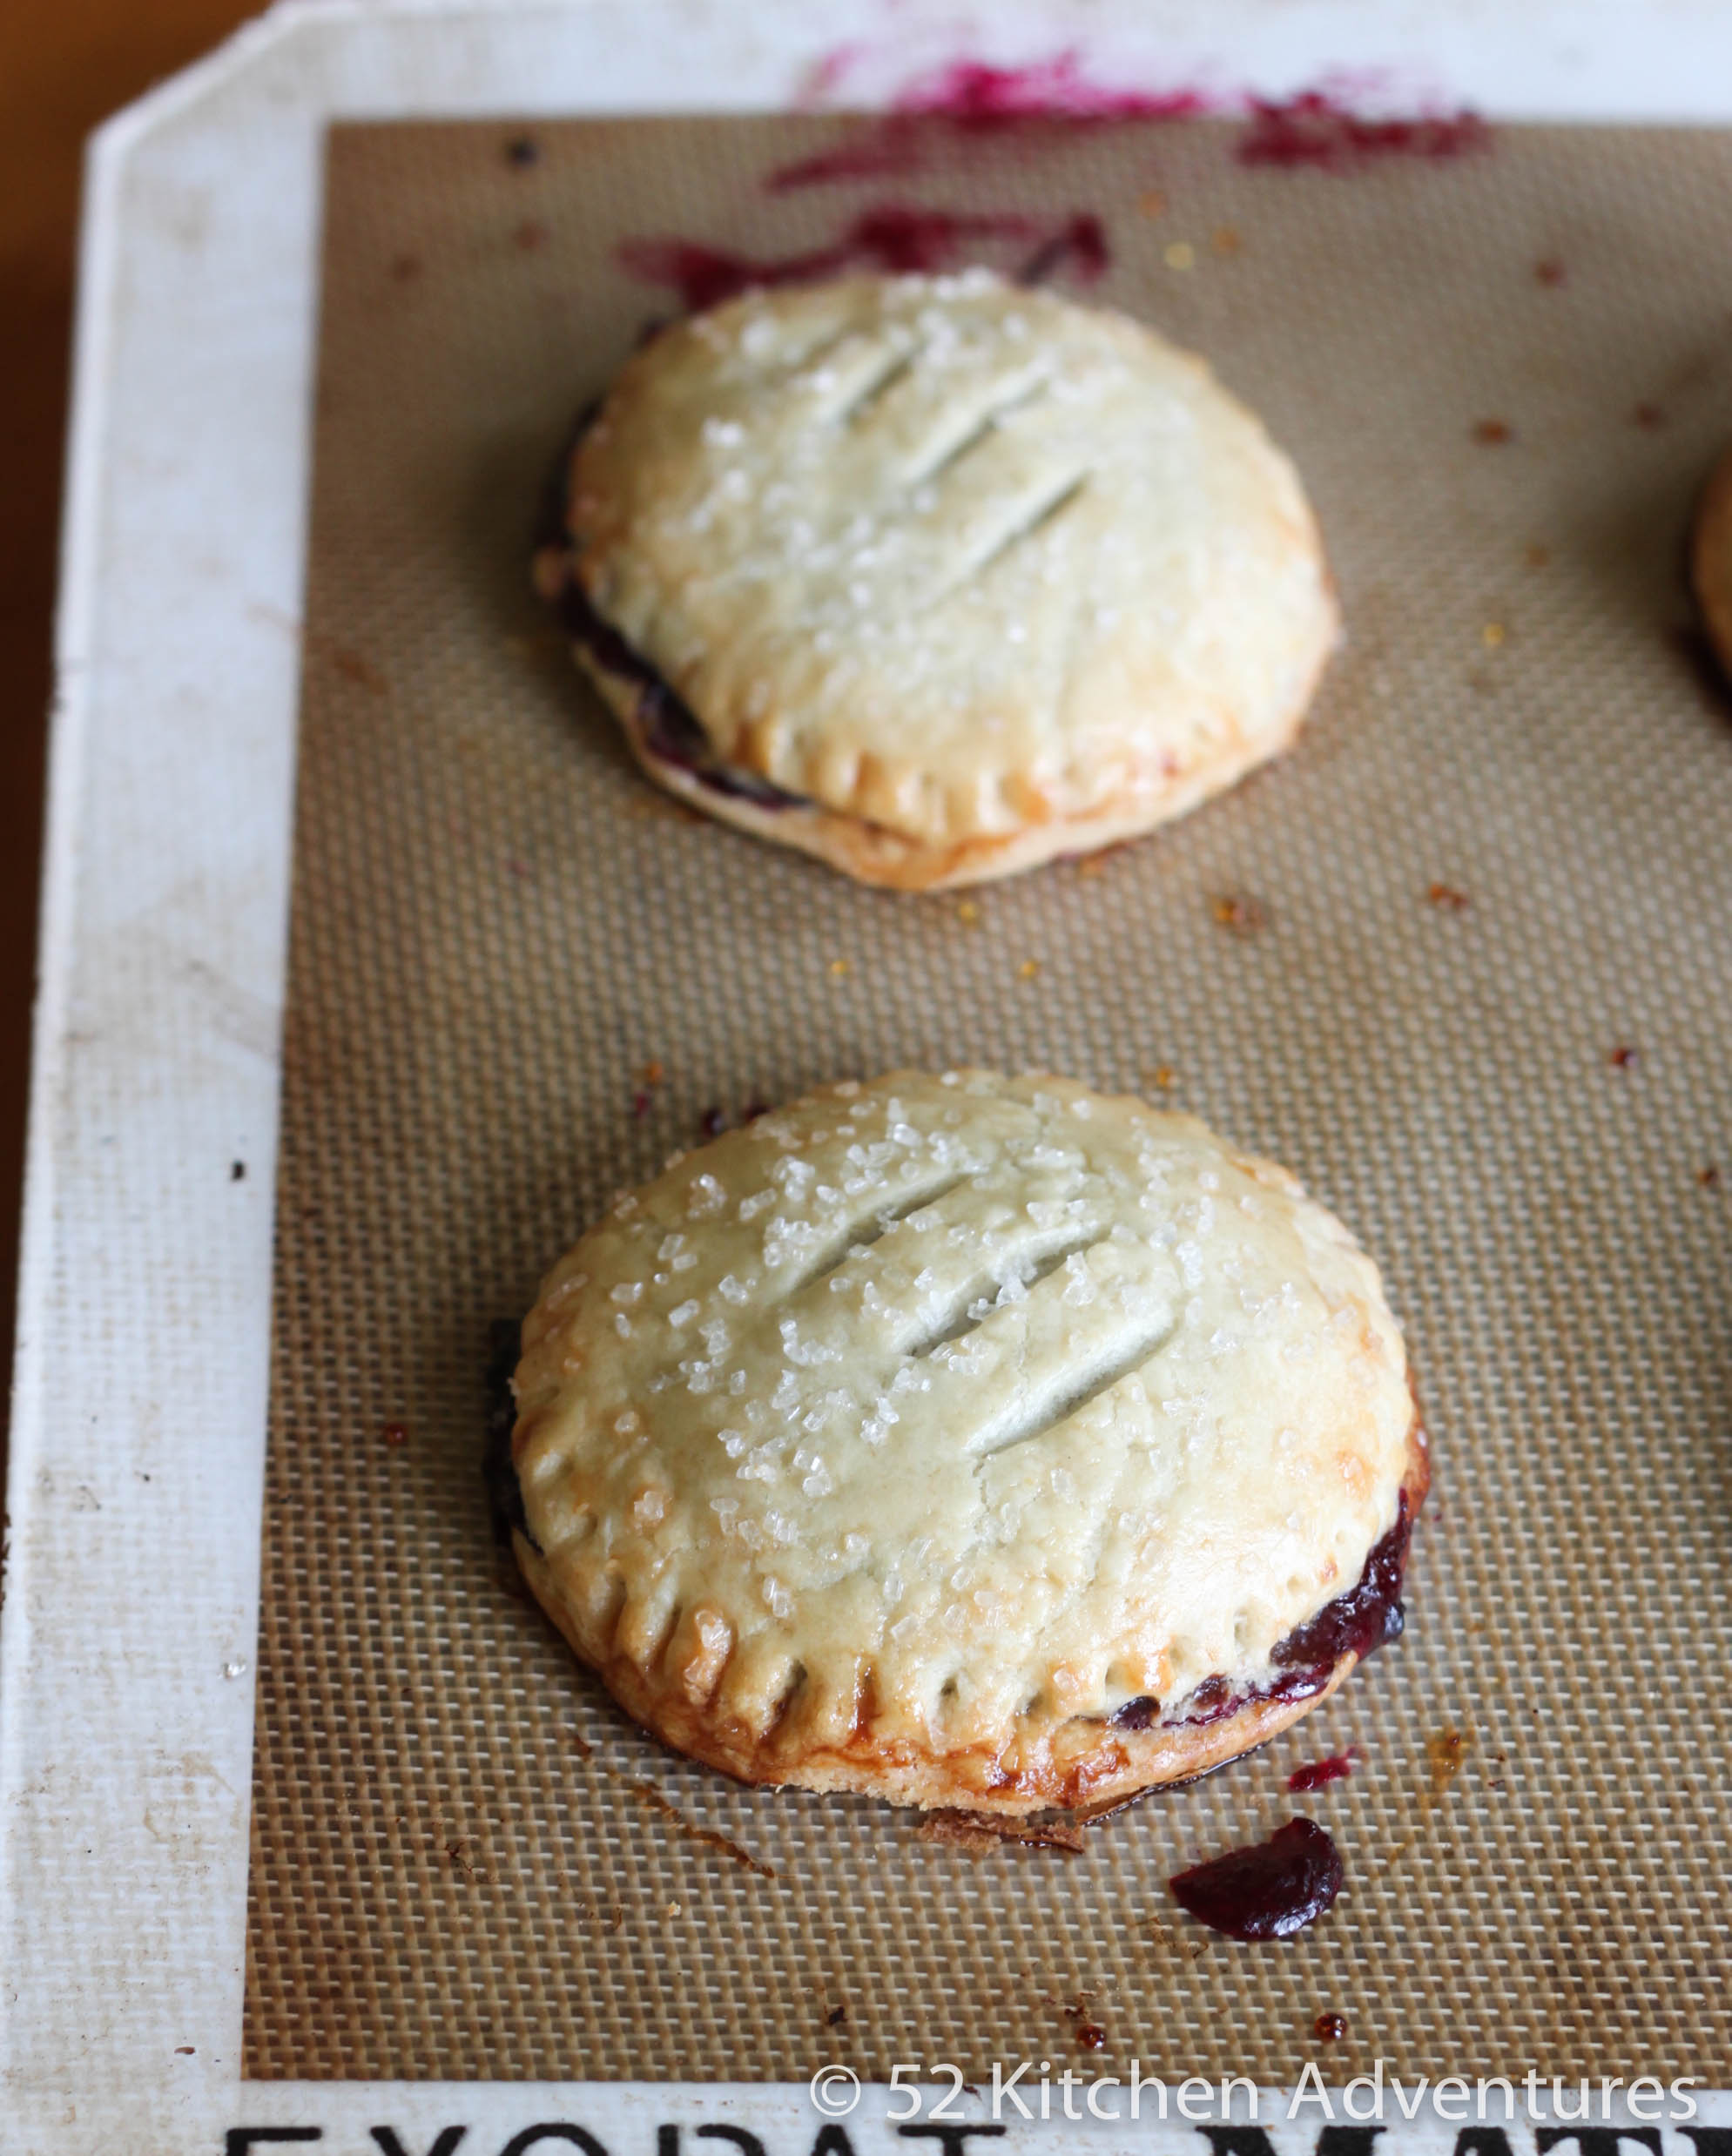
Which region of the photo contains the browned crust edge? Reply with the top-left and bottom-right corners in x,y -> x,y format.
513,1402 -> 1429,1819
563,295 -> 1339,884
574,643 -> 1319,893
1691,442 -> 1732,683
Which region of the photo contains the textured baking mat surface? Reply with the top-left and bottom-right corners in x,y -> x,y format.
246,114 -> 1732,2081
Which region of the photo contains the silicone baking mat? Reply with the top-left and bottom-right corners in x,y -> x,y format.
245,113 -> 1732,2083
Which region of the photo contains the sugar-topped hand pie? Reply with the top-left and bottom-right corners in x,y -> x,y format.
535,273 -> 1338,889
504,1072 -> 1425,1816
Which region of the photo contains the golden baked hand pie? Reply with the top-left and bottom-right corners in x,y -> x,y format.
505,1072 -> 1426,1816
536,273 -> 1338,889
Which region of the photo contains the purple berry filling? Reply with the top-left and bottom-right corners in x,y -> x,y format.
1169,1816 -> 1343,1939
554,577 -> 804,812
537,414 -> 804,813
482,1317 -> 540,1553
1105,1492 -> 1413,1736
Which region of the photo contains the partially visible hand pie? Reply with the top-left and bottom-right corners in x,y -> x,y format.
1693,442 -> 1732,684
536,273 -> 1338,889
507,1071 -> 1425,1816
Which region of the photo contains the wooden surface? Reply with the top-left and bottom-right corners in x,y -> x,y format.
0,3 -> 261,1474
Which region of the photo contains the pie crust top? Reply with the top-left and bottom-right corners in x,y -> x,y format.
558,272 -> 1338,881
510,1072 -> 1419,1811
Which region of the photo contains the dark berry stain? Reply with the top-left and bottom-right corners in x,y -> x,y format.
773,53 -> 1487,192
1287,1750 -> 1357,1792
1075,2023 -> 1108,2052
768,56 -> 1210,189
1238,92 -> 1488,170
1016,214 -> 1108,286
1314,2012 -> 1349,2042
482,1317 -> 537,1552
902,56 -> 1208,125
1169,1816 -> 1344,1939
616,203 -> 1109,315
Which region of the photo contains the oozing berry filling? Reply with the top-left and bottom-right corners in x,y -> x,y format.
1272,1490 -> 1412,1671
1169,1816 -> 1343,1939
482,1317 -> 541,1553
536,413 -> 804,813
554,576 -> 805,812
1106,1492 -> 1413,1735
491,1241 -> 1416,1766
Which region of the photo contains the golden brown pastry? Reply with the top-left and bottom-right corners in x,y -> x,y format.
504,1071 -> 1425,1816
536,273 -> 1338,888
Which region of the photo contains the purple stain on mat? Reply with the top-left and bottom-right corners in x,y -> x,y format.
771,52 -> 1211,189
1287,1749 -> 1358,1793
615,202 -> 1107,314
771,47 -> 1487,188
1237,89 -> 1487,168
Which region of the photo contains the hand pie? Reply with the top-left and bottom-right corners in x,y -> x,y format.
536,273 -> 1338,889
505,1071 -> 1426,1816
1693,442 -> 1732,684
